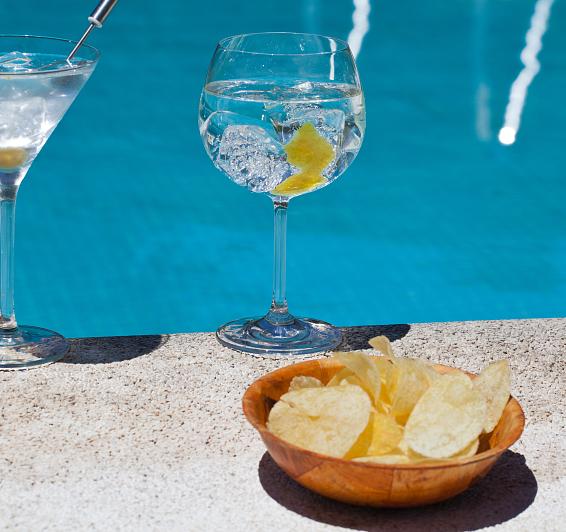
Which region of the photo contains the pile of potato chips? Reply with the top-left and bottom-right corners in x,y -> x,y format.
267,336 -> 511,463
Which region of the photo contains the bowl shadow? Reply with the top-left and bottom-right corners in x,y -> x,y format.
338,324 -> 411,351
62,334 -> 168,364
258,450 -> 537,531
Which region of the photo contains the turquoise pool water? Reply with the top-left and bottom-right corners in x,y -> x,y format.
3,0 -> 566,338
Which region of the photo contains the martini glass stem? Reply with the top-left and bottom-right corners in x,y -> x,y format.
268,199 -> 291,325
0,188 -> 18,330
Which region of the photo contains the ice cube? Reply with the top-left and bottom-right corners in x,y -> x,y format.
0,52 -> 32,72
0,97 -> 47,145
342,118 -> 363,153
36,59 -> 69,72
271,105 -> 345,146
292,81 -> 315,93
216,125 -> 291,193
0,52 -> 83,76
200,111 -> 277,158
330,118 -> 363,176
200,111 -> 235,158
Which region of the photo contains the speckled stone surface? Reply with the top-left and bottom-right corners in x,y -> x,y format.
0,319 -> 564,531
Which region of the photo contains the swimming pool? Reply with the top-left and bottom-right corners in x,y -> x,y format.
4,0 -> 566,338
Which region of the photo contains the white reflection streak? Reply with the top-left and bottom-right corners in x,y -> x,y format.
498,0 -> 554,145
347,0 -> 371,59
473,0 -> 491,141
329,38 -> 337,80
475,83 -> 492,141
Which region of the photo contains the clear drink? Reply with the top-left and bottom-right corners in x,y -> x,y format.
199,79 -> 365,196
0,36 -> 98,369
0,52 -> 95,187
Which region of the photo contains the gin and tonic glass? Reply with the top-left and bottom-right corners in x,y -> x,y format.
199,32 -> 365,355
0,35 -> 98,369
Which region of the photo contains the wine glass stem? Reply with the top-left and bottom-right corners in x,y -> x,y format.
268,199 -> 291,324
0,187 -> 18,330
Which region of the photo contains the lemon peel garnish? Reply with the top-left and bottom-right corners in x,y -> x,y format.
272,122 -> 334,196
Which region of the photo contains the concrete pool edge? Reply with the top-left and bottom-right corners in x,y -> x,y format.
0,317 -> 564,530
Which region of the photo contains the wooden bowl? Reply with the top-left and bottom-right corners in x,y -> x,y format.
243,358 -> 525,508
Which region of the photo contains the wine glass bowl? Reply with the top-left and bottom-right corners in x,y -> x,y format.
199,33 -> 365,355
199,33 -> 365,199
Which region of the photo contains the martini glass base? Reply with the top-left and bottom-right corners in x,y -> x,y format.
216,315 -> 342,356
0,325 -> 70,370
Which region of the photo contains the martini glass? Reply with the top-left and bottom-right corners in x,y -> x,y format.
199,33 -> 365,355
0,35 -> 98,369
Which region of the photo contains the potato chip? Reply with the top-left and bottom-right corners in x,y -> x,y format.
267,385 -> 371,457
397,438 -> 410,455
326,367 -> 353,387
268,344 -> 511,465
393,439 -> 430,464
367,413 -> 404,456
474,360 -> 511,433
354,454 -> 411,465
374,398 -> 392,415
372,356 -> 394,380
367,337 -> 433,417
424,365 -> 441,385
441,367 -> 471,381
288,375 -> 323,391
389,358 -> 432,425
373,357 -> 394,395
334,352 -> 381,405
344,413 -> 374,459
344,412 -> 403,459
327,368 -> 366,390
405,437 -> 480,463
453,437 -> 479,459
368,335 -> 395,360
334,356 -> 395,410
373,363 -> 395,410
327,368 -> 348,386
404,373 -> 487,459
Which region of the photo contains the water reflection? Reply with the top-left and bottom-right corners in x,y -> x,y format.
348,0 -> 371,59
498,0 -> 555,145
474,0 -> 492,141
302,0 -> 320,34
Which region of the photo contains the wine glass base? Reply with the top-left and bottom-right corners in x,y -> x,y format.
216,315 -> 342,356
0,325 -> 70,370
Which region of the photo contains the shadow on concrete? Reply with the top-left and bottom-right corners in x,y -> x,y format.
258,450 -> 537,531
62,334 -> 168,364
338,324 -> 411,351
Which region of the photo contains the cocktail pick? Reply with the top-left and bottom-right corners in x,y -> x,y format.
67,0 -> 119,61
